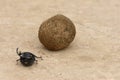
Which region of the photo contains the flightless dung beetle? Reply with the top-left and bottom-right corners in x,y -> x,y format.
16,48 -> 43,66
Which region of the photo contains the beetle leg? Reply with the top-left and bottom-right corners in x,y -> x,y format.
16,59 -> 20,61
16,59 -> 20,64
36,56 -> 43,60
40,56 -> 43,60
35,60 -> 38,64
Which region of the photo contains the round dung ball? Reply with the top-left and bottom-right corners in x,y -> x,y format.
38,14 -> 76,51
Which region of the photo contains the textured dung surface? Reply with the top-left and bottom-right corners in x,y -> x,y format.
38,14 -> 76,50
0,0 -> 120,80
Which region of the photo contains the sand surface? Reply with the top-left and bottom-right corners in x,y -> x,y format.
0,0 -> 120,80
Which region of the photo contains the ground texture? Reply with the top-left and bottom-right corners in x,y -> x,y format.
0,0 -> 120,80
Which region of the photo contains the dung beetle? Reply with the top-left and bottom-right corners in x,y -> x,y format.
16,48 -> 43,66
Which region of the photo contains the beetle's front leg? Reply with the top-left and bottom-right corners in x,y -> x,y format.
35,60 -> 38,64
16,59 -> 20,64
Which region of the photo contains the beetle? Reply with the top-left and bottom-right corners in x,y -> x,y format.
16,48 -> 43,66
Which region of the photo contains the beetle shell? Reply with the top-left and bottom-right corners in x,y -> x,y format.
20,52 -> 36,66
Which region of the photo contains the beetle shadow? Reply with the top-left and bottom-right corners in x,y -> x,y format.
16,62 -> 40,68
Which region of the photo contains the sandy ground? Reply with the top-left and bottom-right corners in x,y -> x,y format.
0,0 -> 120,80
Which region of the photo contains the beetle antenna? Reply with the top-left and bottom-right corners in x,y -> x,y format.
16,48 -> 19,55
16,48 -> 21,56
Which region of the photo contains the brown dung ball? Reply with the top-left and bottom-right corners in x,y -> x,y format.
38,14 -> 76,51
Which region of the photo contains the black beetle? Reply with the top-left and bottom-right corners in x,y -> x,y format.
16,48 -> 43,66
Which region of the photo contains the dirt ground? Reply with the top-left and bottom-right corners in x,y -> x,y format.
0,0 -> 120,80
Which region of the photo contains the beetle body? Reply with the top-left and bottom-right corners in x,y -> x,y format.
16,48 -> 42,66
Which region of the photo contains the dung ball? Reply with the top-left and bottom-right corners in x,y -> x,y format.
38,14 -> 76,51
